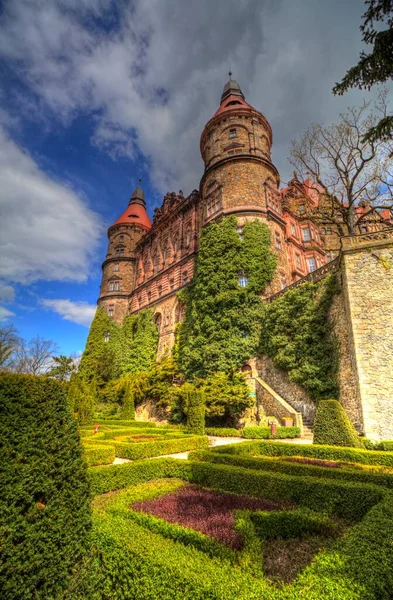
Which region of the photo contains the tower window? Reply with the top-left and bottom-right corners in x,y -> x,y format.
307,257 -> 317,273
229,128 -> 237,138
302,227 -> 311,242
114,263 -> 119,272
116,248 -> 124,256
237,226 -> 244,241
119,235 -> 124,243
108,304 -> 114,317
238,272 -> 248,287
109,281 -> 120,292
104,332 -> 110,343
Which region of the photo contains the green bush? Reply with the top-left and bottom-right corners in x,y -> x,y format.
83,444 -> 115,467
186,390 -> 205,435
211,439 -> 393,466
374,440 -> 393,451
112,435 -> 208,460
242,426 -> 300,439
0,373 -> 91,599
189,451 -> 393,489
189,462 -> 382,522
205,427 -> 241,437
121,384 -> 135,420
250,507 -> 338,539
313,400 -> 364,447
95,419 -> 156,428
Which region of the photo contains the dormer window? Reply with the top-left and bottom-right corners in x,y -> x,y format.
229,128 -> 237,138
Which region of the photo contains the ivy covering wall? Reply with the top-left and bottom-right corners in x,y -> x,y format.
177,216 -> 277,378
259,275 -> 339,401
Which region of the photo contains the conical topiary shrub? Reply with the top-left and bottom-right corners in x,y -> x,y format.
186,389 -> 205,435
313,399 -> 363,447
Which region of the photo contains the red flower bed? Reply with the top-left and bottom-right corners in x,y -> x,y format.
131,485 -> 292,549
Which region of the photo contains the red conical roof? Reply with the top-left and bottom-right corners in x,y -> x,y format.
109,183 -> 152,231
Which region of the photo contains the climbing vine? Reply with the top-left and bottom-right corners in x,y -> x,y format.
177,216 -> 277,378
259,275 -> 339,401
120,309 -> 159,375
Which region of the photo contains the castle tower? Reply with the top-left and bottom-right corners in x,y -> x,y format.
97,183 -> 151,324
200,75 -> 290,292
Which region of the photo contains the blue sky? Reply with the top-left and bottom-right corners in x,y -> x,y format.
0,0 -> 388,356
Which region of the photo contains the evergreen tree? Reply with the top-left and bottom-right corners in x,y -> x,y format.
48,355 -> 76,381
178,216 -> 276,378
333,0 -> 393,143
68,374 -> 96,423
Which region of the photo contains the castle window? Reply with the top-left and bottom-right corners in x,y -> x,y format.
326,251 -> 333,262
229,128 -> 237,138
307,257 -> 317,273
147,291 -> 152,302
119,235 -> 124,243
326,227 -> 332,235
185,230 -> 191,247
114,263 -> 119,272
280,275 -> 286,290
104,332 -> 110,343
299,205 -> 306,215
360,224 -> 368,233
295,254 -> 301,269
170,278 -> 175,290
290,223 -> 296,236
302,227 -> 311,242
116,248 -> 124,256
109,281 -> 120,292
158,284 -> 163,296
275,232 -> 282,250
108,304 -> 114,317
206,193 -> 222,218
237,226 -> 244,241
238,271 -> 248,287
182,271 -> 189,285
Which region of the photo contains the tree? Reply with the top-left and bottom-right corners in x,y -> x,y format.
290,96 -> 393,235
333,0 -> 393,143
13,335 -> 60,375
48,355 -> 76,381
0,324 -> 21,370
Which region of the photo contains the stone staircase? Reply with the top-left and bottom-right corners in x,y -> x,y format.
301,416 -> 314,440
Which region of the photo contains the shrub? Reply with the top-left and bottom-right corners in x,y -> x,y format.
189,451 -> 393,489
242,426 -> 300,439
68,374 -> 96,424
112,435 -> 209,460
211,439 -> 393,466
205,427 -> 241,437
121,384 -> 135,420
374,440 -> 393,451
250,507 -> 338,539
0,373 -> 91,599
83,444 -> 115,467
314,400 -> 364,448
186,390 -> 205,435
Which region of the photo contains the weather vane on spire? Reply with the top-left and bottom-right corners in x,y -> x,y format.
228,70 -> 232,79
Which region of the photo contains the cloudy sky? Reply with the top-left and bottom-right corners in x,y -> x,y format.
0,0 -> 384,354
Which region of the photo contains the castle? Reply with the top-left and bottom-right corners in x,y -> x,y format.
97,75 -> 392,356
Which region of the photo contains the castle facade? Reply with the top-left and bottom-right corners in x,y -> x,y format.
97,76 -> 390,358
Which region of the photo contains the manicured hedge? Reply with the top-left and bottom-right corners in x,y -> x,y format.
251,507 -> 338,539
211,440 -> 393,467
0,373 -> 91,600
109,435 -> 209,460
242,426 -> 300,439
375,441 -> 393,451
189,450 -> 393,489
188,462 -> 383,522
186,390 -> 205,435
205,427 -> 241,437
96,419 -> 157,428
83,444 -> 115,467
313,400 -> 363,447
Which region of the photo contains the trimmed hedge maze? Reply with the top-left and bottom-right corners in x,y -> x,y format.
80,420 -> 209,465
81,443 -> 393,600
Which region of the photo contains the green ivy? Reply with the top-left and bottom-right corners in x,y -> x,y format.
177,216 -> 276,378
120,309 -> 159,375
259,275 -> 339,401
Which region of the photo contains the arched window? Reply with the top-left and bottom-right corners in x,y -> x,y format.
153,313 -> 162,332
238,271 -> 248,287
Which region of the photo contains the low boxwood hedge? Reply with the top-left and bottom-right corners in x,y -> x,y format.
250,507 -> 338,540
313,400 -> 364,447
189,451 -> 393,489
242,426 -> 300,439
205,427 -> 241,437
211,440 -> 393,466
109,435 -> 209,460
83,444 -> 115,467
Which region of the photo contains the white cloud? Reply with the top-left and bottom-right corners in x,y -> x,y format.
0,282 -> 15,301
0,0 -> 390,195
0,306 -> 15,321
0,126 -> 103,285
42,298 -> 96,327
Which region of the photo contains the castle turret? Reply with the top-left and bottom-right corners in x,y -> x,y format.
97,183 -> 151,323
199,75 -> 290,292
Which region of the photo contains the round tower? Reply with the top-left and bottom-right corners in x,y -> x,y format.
98,183 -> 151,324
200,75 -> 290,292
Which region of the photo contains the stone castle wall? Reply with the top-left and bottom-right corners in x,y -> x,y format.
341,232 -> 393,440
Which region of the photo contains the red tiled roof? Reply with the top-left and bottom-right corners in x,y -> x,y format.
213,93 -> 256,117
110,201 -> 151,230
